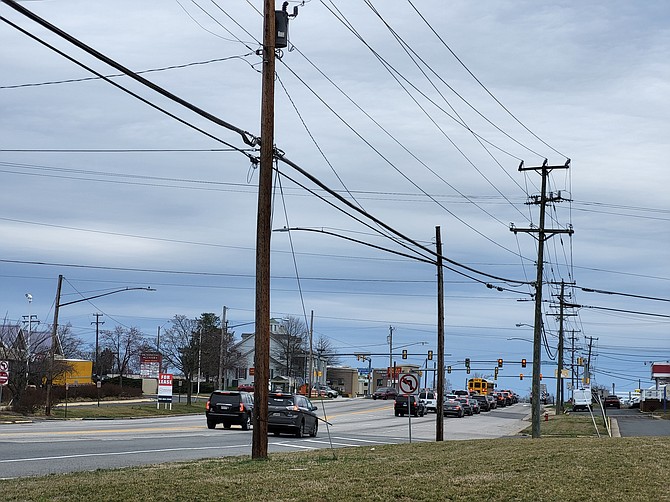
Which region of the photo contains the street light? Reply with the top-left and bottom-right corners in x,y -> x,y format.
45,275 -> 155,415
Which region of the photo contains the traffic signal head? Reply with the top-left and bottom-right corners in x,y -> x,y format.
494,367 -> 499,378
427,350 -> 433,361
520,373 -> 524,380
540,373 -> 543,381
447,365 -> 452,374
466,367 -> 471,374
497,358 -> 503,368
465,358 -> 470,368
521,358 -> 527,368
402,349 -> 408,360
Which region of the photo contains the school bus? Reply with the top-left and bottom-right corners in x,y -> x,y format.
467,377 -> 495,395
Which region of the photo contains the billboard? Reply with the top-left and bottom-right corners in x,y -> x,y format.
140,352 -> 162,378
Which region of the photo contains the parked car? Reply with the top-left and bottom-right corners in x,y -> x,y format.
237,384 -> 254,392
443,399 -> 464,418
314,384 -> 339,398
394,394 -> 426,417
604,395 -> 621,409
419,390 -> 438,413
206,390 -> 254,430
629,396 -> 640,409
472,394 -> 491,412
456,397 -> 473,416
267,392 -> 319,437
372,387 -> 398,400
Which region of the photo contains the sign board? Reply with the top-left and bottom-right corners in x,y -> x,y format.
398,373 -> 419,395
249,367 -> 255,376
358,367 -> 371,375
0,371 -> 9,386
387,366 -> 402,378
651,363 -> 670,379
0,360 -> 8,372
140,352 -> 162,378
157,373 -> 173,403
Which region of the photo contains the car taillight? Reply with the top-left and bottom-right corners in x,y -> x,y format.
206,400 -> 211,411
239,403 -> 245,412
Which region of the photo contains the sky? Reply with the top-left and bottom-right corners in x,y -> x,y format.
0,0 -> 668,397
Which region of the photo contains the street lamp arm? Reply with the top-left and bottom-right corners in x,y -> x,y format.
59,286 -> 156,307
273,227 -> 435,265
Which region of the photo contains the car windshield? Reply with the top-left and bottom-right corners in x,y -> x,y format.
269,396 -> 295,407
210,393 -> 240,405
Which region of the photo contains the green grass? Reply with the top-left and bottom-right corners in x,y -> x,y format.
0,436 -> 667,501
50,401 -> 206,419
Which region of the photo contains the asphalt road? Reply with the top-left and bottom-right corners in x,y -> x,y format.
0,398 -> 530,479
607,407 -> 670,437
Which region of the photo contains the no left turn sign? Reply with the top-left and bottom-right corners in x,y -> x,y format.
398,373 -> 419,395
0,360 -> 8,372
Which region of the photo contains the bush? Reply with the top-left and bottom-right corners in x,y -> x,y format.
12,387 -> 45,415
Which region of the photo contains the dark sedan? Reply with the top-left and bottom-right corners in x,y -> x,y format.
443,399 -> 464,418
472,394 -> 491,412
456,398 -> 473,416
268,392 -> 319,437
372,387 -> 398,400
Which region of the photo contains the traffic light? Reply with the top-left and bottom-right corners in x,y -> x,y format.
540,373 -> 543,381
447,365 -> 452,374
427,350 -> 433,361
466,367 -> 471,374
497,358 -> 503,368
520,373 -> 524,380
402,349 -> 408,360
465,357 -> 470,368
521,358 -> 527,368
494,367 -> 499,380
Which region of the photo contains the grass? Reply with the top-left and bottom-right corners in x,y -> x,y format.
49,401 -> 206,419
0,434 -> 668,501
521,408 -> 609,437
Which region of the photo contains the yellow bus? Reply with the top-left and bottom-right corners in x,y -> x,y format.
467,378 -> 494,395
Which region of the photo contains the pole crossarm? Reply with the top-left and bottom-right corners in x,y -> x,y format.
59,286 -> 156,307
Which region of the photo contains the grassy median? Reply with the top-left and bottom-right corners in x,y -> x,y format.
1,411 -> 667,501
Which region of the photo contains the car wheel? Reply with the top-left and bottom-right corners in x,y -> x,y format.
207,420 -> 216,430
309,420 -> 318,437
383,396 -> 387,400
295,420 -> 305,438
241,413 -> 251,430
373,395 -> 377,400
459,411 -> 464,418
223,423 -> 232,429
395,411 -> 399,417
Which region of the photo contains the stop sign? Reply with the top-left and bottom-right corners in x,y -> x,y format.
0,371 -> 8,386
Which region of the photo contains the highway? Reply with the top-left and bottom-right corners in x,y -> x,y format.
0,398 -> 530,479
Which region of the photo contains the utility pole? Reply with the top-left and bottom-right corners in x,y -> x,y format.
45,274 -> 63,416
308,310 -> 314,397
92,313 -> 104,407
387,325 -> 394,387
218,306 -> 228,390
511,159 -> 573,438
435,226 -> 445,441
555,282 -> 565,414
585,336 -> 597,386
252,0 -> 276,461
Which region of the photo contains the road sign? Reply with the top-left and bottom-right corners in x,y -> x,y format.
0,371 -> 9,386
398,373 -> 419,395
0,360 -> 8,371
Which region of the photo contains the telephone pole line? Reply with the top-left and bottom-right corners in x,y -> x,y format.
510,159 -> 573,438
435,226 -> 445,441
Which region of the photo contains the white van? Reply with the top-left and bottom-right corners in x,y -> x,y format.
419,390 -> 438,413
572,388 -> 592,412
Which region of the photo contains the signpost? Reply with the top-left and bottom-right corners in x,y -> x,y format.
398,373 -> 419,443
0,365 -> 10,409
157,373 -> 173,410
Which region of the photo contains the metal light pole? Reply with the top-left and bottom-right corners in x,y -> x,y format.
45,276 -> 155,415
197,328 -> 202,397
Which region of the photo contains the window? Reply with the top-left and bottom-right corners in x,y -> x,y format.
236,368 -> 247,379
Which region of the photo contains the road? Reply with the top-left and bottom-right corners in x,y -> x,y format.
0,398 -> 530,479
605,407 -> 670,437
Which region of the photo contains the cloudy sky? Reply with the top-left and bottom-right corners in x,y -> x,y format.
1,0 -> 668,396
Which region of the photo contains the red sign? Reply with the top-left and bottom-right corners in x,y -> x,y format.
159,373 -> 173,386
0,371 -> 8,386
651,363 -> 670,379
249,367 -> 255,376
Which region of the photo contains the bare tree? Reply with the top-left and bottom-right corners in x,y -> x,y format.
160,315 -> 198,405
57,323 -> 88,359
272,316 -> 308,383
100,326 -> 147,386
314,334 -> 340,366
195,313 -> 245,389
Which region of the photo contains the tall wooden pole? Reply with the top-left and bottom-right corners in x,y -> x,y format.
435,226 -> 445,441
45,274 -> 62,416
252,0 -> 276,460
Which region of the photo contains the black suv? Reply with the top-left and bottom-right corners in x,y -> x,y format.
394,394 -> 426,417
206,390 -> 254,430
268,392 -> 319,437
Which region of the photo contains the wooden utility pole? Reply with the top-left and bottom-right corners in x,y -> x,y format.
556,282 -> 565,415
435,226 -> 445,441
251,0 -> 276,460
45,274 -> 62,416
511,159 -> 573,438
218,306 -> 227,390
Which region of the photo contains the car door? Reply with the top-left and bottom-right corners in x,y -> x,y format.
296,395 -> 315,429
